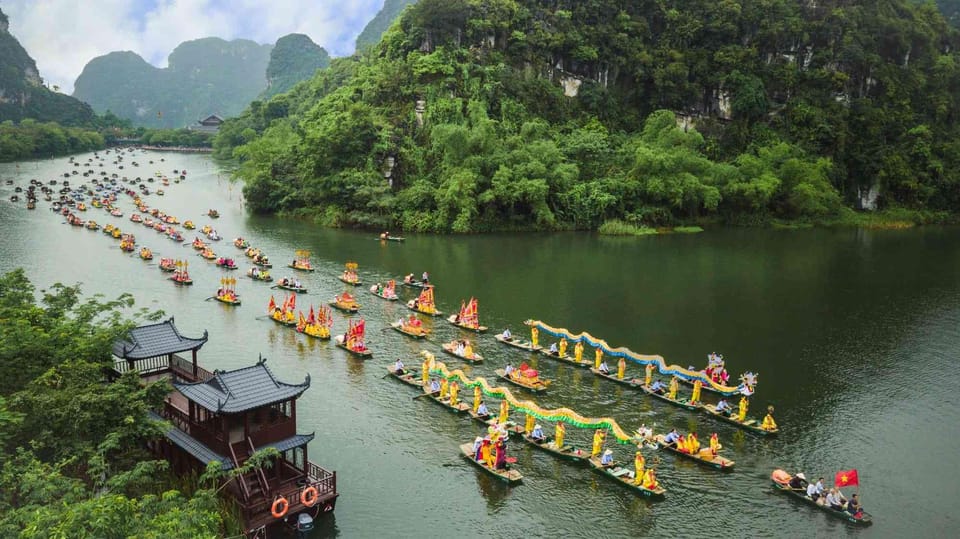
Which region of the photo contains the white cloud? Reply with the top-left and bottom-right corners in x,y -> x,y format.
1,0 -> 384,94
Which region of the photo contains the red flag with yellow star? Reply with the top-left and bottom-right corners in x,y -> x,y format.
835,469 -> 859,487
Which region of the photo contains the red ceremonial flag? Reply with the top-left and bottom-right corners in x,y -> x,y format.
835,469 -> 859,488
267,295 -> 276,312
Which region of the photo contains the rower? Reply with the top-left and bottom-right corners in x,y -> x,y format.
591,429 -> 606,457
405,273 -> 414,284
846,494 -> 862,516
394,358 -> 405,375
501,328 -> 512,340
429,379 -> 441,394
649,379 -> 666,394
530,424 -> 546,443
598,361 -> 610,375
762,406 -> 778,431
477,400 -> 490,418
549,342 -> 558,355
788,472 -> 807,490
504,364 -> 515,377
600,449 -> 614,467
715,398 -> 732,416
635,423 -> 653,442
662,428 -> 680,446
422,271 -> 429,283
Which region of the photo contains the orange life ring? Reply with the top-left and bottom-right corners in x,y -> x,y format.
271,496 -> 289,518
301,486 -> 319,507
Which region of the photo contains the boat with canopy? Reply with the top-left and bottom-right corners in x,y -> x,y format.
169,260 -> 192,285
159,257 -> 176,272
496,365 -> 550,393
391,315 -> 429,339
652,433 -> 734,471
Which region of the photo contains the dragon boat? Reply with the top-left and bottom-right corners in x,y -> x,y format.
652,434 -> 734,471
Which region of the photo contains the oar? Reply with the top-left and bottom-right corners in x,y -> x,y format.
413,390 -> 439,400
204,296 -> 215,301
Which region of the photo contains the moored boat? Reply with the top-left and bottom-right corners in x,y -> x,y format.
495,366 -> 550,393
447,297 -> 487,332
587,457 -> 665,499
652,434 -> 734,471
771,470 -> 872,526
459,442 -> 522,484
442,339 -> 484,362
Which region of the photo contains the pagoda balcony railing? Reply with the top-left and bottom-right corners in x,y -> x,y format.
111,353 -> 213,383
243,461 -> 337,520
247,417 -> 296,449
161,402 -> 226,452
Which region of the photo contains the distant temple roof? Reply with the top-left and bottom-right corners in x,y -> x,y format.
173,357 -> 310,413
148,411 -> 233,470
199,114 -> 224,125
113,317 -> 208,360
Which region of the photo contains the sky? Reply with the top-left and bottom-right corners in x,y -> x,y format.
2,0 -> 384,94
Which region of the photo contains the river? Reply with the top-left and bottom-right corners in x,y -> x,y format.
1,150 -> 956,537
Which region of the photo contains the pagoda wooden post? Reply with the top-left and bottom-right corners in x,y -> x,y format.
191,349 -> 198,377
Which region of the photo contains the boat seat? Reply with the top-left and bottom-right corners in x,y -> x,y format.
611,468 -> 630,477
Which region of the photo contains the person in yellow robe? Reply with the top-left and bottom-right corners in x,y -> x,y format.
738,396 -> 749,422
559,337 -> 568,357
592,429 -> 606,457
554,422 -> 565,449
645,364 -> 654,387
617,358 -> 626,380
668,377 -> 679,400
481,439 -> 494,468
574,341 -> 583,363
633,451 -> 646,485
421,359 -> 431,385
439,378 -> 449,399
642,468 -> 659,490
762,406 -> 777,431
691,379 -> 702,404
709,433 -> 721,455
594,348 -> 603,369
472,385 -> 482,413
449,381 -> 459,406
531,326 -> 539,348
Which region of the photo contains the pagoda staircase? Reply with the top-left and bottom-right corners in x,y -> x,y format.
228,438 -> 271,502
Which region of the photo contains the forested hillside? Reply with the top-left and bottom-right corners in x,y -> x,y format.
73,38 -> 273,129
0,8 -> 97,126
262,34 -> 330,99
218,0 -> 960,232
356,0 -> 419,51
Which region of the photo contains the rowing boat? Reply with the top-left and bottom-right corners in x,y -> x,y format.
370,284 -> 399,301
638,383 -> 701,411
400,278 -> 428,289
590,368 -> 642,387
419,386 -> 470,414
391,320 -> 428,339
495,368 -> 549,393
459,443 -> 522,484
441,341 -> 484,363
247,269 -> 272,282
652,434 -> 734,471
541,348 -> 592,368
446,314 -> 488,333
378,235 -> 405,242
447,297 -> 487,332
276,281 -> 307,293
493,334 -> 541,352
520,434 -> 589,462
269,311 -> 297,327
771,471 -> 872,525
339,265 -> 362,286
702,404 -> 778,436
330,293 -> 360,313
386,366 -> 423,388
214,295 -> 241,306
334,334 -> 373,358
587,457 -> 665,499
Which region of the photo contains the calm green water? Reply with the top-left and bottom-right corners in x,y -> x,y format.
1,151 -> 958,537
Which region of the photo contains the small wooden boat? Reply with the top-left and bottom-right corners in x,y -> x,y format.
296,305 -> 332,339
247,268 -> 273,282
702,404 -> 778,436
639,382 -> 701,411
85,221 -> 100,231
495,368 -> 549,393
158,258 -> 177,272
652,434 -> 734,471
494,333 -> 541,352
337,316 -> 370,353
400,277 -> 429,289
199,249 -> 216,260
170,274 -> 193,286
245,247 -> 261,258
276,279 -> 307,293
183,220 -> 195,230
252,255 -> 272,268
192,238 -> 208,250
459,443 -> 522,484
771,470 -> 872,525
406,286 -> 442,316
386,365 -> 423,388
288,250 -> 314,272
330,292 -> 360,313
139,247 -> 153,260
587,457 -> 665,499
466,411 -> 525,438
214,294 -> 241,306
207,209 -> 219,218
234,238 -> 249,249
378,234 -> 405,242
391,320 -> 428,339
591,368 -> 641,387
521,434 -> 589,462
447,315 -> 488,332
369,282 -> 399,301
442,340 -> 484,362
339,262 -> 362,286
215,257 -> 238,269
541,347 -> 592,368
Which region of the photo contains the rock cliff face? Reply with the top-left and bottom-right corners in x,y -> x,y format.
356,0 -> 418,51
73,37 -> 273,128
0,8 -> 95,125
